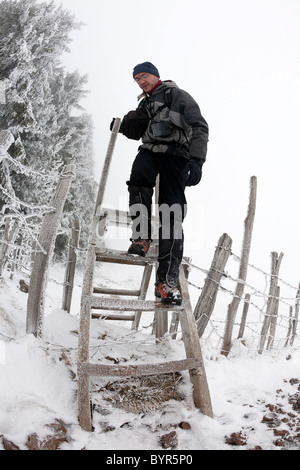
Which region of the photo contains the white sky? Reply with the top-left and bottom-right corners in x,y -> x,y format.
55,0 -> 300,287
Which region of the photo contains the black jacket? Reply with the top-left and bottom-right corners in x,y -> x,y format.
138,80 -> 208,165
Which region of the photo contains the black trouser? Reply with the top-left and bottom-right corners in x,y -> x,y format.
127,148 -> 189,287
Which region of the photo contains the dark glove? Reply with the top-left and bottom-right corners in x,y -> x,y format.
110,118 -> 123,133
185,159 -> 202,186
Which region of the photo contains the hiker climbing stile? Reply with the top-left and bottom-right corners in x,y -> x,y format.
110,62 -> 208,305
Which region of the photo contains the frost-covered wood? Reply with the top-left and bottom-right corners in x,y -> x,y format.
267,285 -> 280,350
96,248 -> 156,266
258,251 -> 283,354
237,293 -> 250,339
93,287 -> 141,296
168,257 -> 191,340
78,358 -> 203,378
132,264 -> 154,330
77,123 -> 212,431
285,306 -> 294,347
91,118 -> 121,242
95,119 -> 121,214
26,164 -> 76,336
194,233 -> 232,337
78,248 -> 213,431
290,284 -> 300,346
62,216 -> 80,313
222,176 -> 257,356
178,265 -> 213,418
97,208 -> 131,237
77,243 -> 96,431
91,313 -> 135,321
90,296 -> 184,312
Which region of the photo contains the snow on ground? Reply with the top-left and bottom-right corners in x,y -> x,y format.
0,261 -> 300,451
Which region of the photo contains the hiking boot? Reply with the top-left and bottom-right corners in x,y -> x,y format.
155,282 -> 182,305
127,238 -> 151,257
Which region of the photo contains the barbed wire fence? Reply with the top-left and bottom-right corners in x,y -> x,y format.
1,147 -> 299,357
38,238 -> 300,361
185,246 -> 300,356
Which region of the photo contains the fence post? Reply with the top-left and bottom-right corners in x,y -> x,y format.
237,293 -> 250,339
222,176 -> 257,356
258,251 -> 283,354
194,233 -> 232,337
169,257 -> 191,339
285,306 -> 293,347
290,283 -> 300,346
62,215 -> 80,313
26,164 -> 76,336
267,285 -> 280,350
92,118 -> 121,243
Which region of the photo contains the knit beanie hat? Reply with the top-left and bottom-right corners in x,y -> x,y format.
133,62 -> 160,78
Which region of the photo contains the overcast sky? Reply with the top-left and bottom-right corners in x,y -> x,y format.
55,0 -> 300,289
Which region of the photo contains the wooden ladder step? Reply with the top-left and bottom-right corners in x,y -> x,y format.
94,248 -> 189,268
78,357 -> 202,378
93,287 -> 141,296
88,295 -> 185,312
91,313 -> 135,321
95,248 -> 156,266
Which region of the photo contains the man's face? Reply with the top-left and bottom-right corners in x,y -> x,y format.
134,73 -> 160,93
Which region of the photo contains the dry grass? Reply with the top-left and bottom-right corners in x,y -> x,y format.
93,373 -> 184,413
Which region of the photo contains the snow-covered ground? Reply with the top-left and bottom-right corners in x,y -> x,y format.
1,261 -> 300,451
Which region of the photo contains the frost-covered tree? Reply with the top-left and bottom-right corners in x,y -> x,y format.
0,0 -> 95,259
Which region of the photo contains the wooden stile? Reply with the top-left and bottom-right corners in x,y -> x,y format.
77,119 -> 213,431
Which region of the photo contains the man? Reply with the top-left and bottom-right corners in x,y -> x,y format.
112,62 -> 208,305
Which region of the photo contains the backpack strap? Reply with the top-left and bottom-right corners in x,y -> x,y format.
164,87 -> 172,107
138,86 -> 173,117
156,87 -> 172,113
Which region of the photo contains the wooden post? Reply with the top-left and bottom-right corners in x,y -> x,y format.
26,164 -> 76,336
222,176 -> 257,356
78,245 -> 96,432
131,264 -> 154,331
258,251 -> 283,354
237,293 -> 250,339
94,119 -> 121,214
92,118 -> 121,243
178,265 -> 213,418
267,285 -> 280,350
194,233 -> 232,337
153,175 -> 169,340
169,259 -> 191,340
290,283 -> 300,347
285,306 -> 293,348
62,215 -> 80,313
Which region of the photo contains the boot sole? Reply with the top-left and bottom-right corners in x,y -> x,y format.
127,250 -> 146,257
161,298 -> 182,306
155,289 -> 182,306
